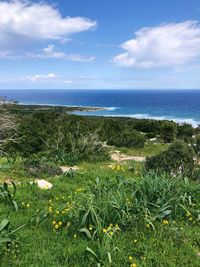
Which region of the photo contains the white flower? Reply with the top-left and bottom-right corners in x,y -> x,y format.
36,179 -> 53,190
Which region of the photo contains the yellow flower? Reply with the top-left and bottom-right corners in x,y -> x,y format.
145,223 -> 150,228
58,221 -> 62,226
56,210 -> 60,214
189,217 -> 193,221
117,165 -> 121,171
186,212 -> 191,217
74,234 -> 77,238
163,219 -> 169,225
27,203 -> 30,208
56,197 -> 59,201
21,202 -> 25,206
55,224 -> 59,229
133,239 -> 137,243
89,226 -> 93,231
110,223 -> 113,227
109,231 -> 113,236
103,228 -> 107,233
49,207 -> 53,213
52,221 -> 56,225
128,256 -> 133,261
130,263 -> 137,267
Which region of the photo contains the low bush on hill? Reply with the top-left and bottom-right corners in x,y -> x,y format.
23,159 -> 62,177
145,140 -> 196,177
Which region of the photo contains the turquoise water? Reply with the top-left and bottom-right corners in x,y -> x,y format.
1,89 -> 200,126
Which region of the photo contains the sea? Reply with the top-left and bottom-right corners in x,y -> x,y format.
1,89 -> 200,127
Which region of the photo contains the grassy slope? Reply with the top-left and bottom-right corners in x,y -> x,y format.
0,159 -> 200,267
118,142 -> 169,157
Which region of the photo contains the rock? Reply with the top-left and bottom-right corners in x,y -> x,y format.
36,179 -> 53,190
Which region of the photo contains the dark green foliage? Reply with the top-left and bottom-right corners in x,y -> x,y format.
160,121 -> 177,143
106,127 -> 145,148
23,159 -> 62,177
177,123 -> 194,142
192,134 -> 200,156
145,140 -> 196,177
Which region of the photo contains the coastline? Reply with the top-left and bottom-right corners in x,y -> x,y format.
12,103 -> 199,127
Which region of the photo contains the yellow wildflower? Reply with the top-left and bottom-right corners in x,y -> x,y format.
128,256 -> 133,261
52,221 -> 56,225
27,203 -> 30,208
103,228 -> 107,233
133,239 -> 137,243
145,223 -> 150,228
163,219 -> 169,225
74,234 -> 77,238
55,224 -> 59,229
49,207 -> 53,213
56,210 -> 60,214
58,221 -> 62,226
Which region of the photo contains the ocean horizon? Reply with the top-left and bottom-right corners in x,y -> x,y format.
1,89 -> 200,127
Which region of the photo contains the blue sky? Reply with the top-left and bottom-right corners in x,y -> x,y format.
0,0 -> 200,89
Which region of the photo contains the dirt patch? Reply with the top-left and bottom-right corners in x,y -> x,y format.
60,166 -> 79,173
111,152 -> 146,162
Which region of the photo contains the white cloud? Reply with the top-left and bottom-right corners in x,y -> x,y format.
113,21 -> 200,68
27,44 -> 95,62
0,0 -> 96,47
18,73 -> 72,84
21,73 -> 57,82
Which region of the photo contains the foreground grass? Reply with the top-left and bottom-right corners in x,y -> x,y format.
0,161 -> 200,266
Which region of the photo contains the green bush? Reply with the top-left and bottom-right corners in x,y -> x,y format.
177,123 -> 194,142
160,121 -> 177,143
145,140 -> 196,177
107,128 -> 145,148
23,159 -> 62,177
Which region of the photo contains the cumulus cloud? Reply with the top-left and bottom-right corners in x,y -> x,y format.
0,0 -> 96,47
113,21 -> 200,68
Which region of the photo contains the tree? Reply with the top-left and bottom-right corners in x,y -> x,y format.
177,123 -> 194,142
0,97 -> 18,156
160,121 -> 177,143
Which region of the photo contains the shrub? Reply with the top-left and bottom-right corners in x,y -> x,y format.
145,140 -> 196,177
177,123 -> 194,142
23,159 -> 62,177
160,121 -> 177,143
107,129 -> 145,148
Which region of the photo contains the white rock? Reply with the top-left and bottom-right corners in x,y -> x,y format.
36,179 -> 53,190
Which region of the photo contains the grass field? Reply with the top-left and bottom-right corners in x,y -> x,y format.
0,157 -> 200,267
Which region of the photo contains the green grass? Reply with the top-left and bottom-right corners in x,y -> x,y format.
0,160 -> 200,266
118,142 -> 169,157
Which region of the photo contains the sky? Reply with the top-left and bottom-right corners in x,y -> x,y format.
1,0 -> 200,89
